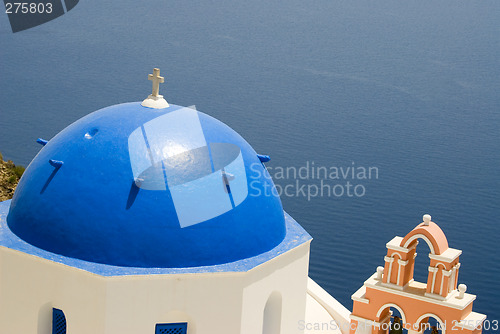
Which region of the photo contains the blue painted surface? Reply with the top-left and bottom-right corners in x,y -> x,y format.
6,102 -> 289,268
0,200 -> 311,276
155,322 -> 187,334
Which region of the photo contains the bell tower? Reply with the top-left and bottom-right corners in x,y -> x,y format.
349,215 -> 486,334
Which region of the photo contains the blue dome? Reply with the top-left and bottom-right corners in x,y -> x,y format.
7,103 -> 286,268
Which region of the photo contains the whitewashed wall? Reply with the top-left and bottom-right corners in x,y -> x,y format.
0,240 -> 311,334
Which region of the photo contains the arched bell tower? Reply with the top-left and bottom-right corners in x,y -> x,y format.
383,214 -> 460,298
349,215 -> 486,334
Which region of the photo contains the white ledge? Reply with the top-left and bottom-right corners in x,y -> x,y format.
364,272 -> 476,310
455,312 -> 487,330
351,286 -> 369,304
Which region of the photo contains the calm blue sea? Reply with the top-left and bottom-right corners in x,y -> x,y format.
1,0 -> 499,330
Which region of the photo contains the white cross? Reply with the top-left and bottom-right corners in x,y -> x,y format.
148,68 -> 164,97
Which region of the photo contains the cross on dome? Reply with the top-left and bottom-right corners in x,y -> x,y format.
141,67 -> 169,109
148,68 -> 164,97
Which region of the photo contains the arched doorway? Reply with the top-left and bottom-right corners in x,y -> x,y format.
414,314 -> 445,334
388,307 -> 408,334
376,304 -> 408,334
262,291 -> 282,334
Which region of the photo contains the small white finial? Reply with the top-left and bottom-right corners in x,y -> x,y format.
376,266 -> 384,280
141,68 -> 169,109
423,214 -> 431,226
458,284 -> 467,299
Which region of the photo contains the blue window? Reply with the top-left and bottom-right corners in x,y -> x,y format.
156,322 -> 187,334
52,308 -> 66,334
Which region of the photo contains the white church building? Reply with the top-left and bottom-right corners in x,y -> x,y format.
0,69 -> 350,334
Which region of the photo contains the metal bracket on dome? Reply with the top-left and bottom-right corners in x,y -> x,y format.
40,159 -> 64,194
49,159 -> 64,168
141,68 -> 169,109
257,154 -> 271,163
36,138 -> 48,146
